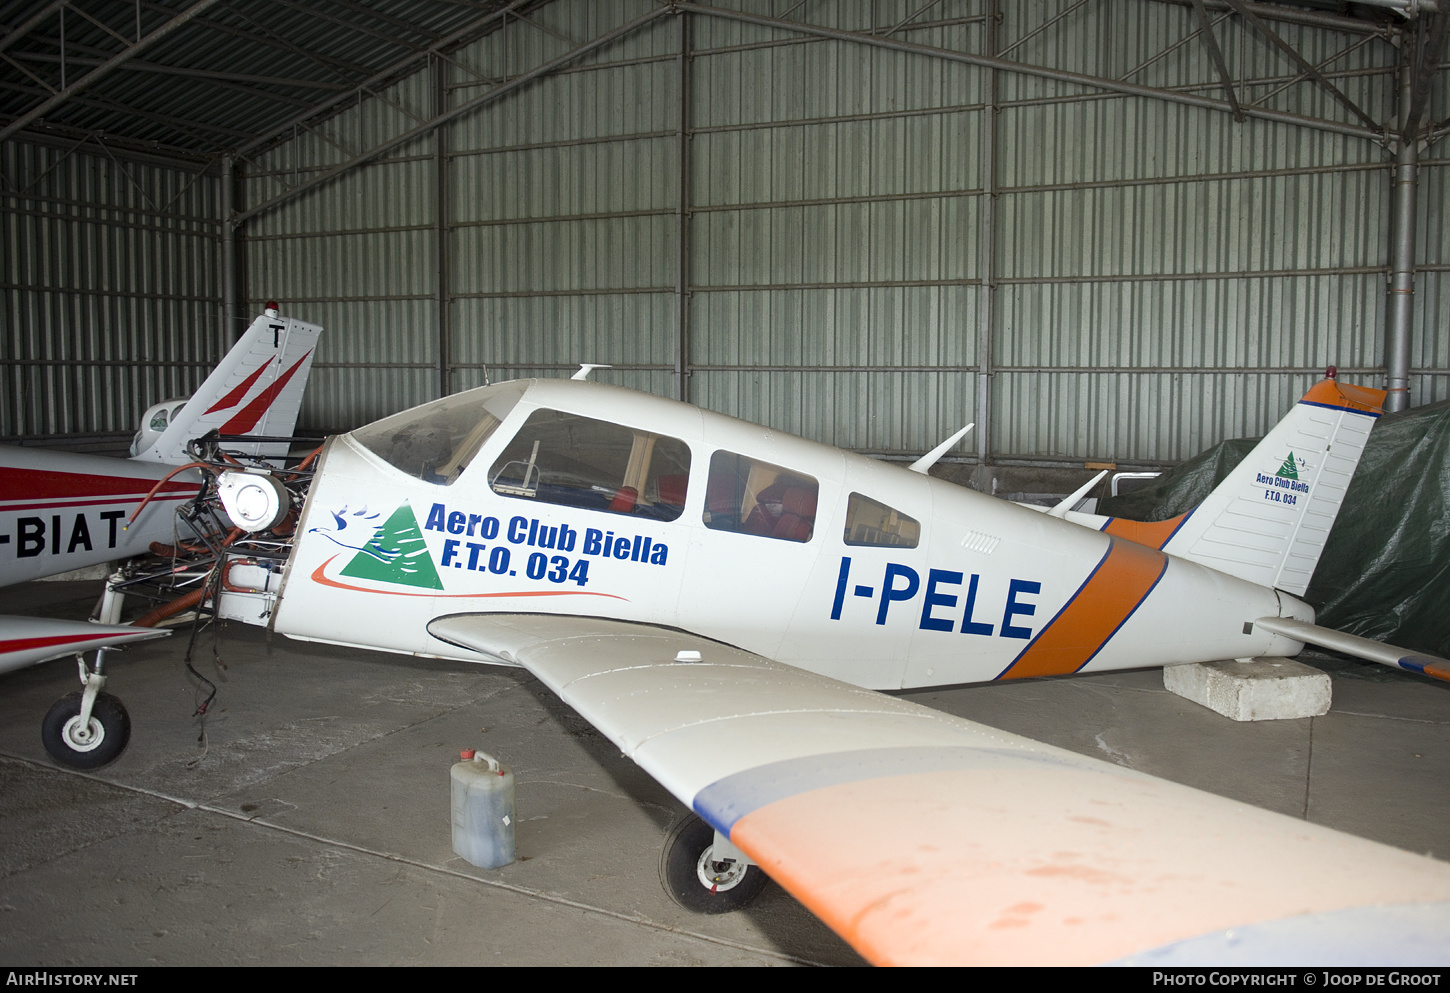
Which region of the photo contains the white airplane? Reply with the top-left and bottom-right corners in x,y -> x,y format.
0,305 -> 322,765
73,369 -> 1450,963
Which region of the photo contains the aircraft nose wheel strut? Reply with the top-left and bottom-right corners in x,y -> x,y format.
41,650 -> 131,769
659,814 -> 768,913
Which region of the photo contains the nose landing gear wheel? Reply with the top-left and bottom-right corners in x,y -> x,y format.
41,691 -> 131,769
659,814 -> 768,913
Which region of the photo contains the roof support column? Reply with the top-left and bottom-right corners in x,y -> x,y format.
435,54 -> 452,398
220,153 -> 238,346
674,11 -> 692,404
975,0 -> 998,477
1385,57 -> 1419,413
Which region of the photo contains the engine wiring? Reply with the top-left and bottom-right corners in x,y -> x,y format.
105,431 -> 324,764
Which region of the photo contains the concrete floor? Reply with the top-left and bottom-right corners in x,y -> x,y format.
2,580 -> 1449,967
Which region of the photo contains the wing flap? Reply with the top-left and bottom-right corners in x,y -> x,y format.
429,612 -> 1450,966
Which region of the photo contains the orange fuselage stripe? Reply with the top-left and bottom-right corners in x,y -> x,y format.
998,538 -> 1167,680
1101,513 -> 1186,550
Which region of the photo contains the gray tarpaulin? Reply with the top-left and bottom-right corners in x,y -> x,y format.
1098,400 -> 1450,657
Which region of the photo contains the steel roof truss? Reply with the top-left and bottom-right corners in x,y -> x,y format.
234,0 -> 536,157
1222,0 -> 1382,129
676,2 -> 1383,140
1119,9 -> 1232,82
234,4 -> 670,223
1190,0 -> 1244,120
0,0 -> 228,145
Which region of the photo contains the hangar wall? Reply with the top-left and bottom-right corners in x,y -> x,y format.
1,142 -> 219,445
5,0 -> 1447,466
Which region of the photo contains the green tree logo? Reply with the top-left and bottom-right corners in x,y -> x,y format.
339,504 -> 443,590
1275,452 -> 1299,480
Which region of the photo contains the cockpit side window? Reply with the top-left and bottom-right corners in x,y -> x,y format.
488,409 -> 690,521
351,382 -> 526,485
149,408 -> 170,431
703,451 -> 818,543
843,492 -> 920,548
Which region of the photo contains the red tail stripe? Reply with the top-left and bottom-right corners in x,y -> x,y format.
203,358 -> 273,415
218,350 -> 313,435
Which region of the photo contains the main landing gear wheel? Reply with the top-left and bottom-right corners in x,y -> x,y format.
659,815 -> 768,913
41,691 -> 131,769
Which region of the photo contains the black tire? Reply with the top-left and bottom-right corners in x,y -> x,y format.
41,691 -> 131,769
659,814 -> 768,913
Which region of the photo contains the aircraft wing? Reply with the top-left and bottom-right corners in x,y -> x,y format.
429,612 -> 1450,966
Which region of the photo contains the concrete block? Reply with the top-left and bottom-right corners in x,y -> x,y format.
1163,657 -> 1331,721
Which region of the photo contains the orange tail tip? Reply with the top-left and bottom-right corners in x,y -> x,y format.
1301,379 -> 1388,417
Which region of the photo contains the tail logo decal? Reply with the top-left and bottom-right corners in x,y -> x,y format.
1275,453 -> 1300,481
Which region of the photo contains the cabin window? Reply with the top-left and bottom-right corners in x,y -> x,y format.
351,381 -> 526,484
149,409 -> 169,431
703,451 -> 817,543
488,409 -> 690,521
843,493 -> 920,548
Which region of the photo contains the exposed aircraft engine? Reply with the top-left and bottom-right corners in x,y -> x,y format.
217,470 -> 291,532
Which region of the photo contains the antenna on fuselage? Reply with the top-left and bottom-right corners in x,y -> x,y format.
1047,470 -> 1109,519
907,423 -> 974,475
572,364 -> 613,381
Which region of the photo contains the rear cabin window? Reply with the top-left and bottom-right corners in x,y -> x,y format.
488,409 -> 690,521
703,451 -> 818,543
843,493 -> 920,548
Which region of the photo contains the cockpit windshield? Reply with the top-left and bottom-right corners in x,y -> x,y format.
350,381 -> 528,484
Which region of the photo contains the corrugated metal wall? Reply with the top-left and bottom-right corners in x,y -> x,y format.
10,0 -> 1447,463
1,142 -> 219,442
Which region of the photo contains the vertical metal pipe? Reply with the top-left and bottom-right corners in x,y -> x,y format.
1385,59 -> 1418,413
975,0 -> 998,471
220,153 -> 237,346
674,12 -> 691,403
435,54 -> 452,398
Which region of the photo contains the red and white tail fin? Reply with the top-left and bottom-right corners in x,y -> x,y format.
131,309 -> 322,464
1158,377 -> 1387,595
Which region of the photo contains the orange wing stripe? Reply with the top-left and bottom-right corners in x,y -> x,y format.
997,538 -> 1166,680
1101,513 -> 1187,550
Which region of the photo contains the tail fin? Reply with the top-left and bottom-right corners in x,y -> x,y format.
131,310 -> 323,464
1158,378 -> 1386,595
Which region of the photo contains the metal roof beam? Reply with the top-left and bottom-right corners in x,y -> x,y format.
8,50 -> 341,106
262,0 -> 428,52
0,1 -> 67,56
0,120 -> 216,169
1148,0 -> 1397,36
233,4 -> 670,224
0,0 -> 229,146
674,2 -> 1386,141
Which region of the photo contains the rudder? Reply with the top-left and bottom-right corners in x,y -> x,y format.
1161,377 -> 1386,595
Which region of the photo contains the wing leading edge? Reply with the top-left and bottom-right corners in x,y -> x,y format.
428,612 -> 1450,966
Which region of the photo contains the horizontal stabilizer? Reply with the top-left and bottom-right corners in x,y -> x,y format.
0,616 -> 170,676
1254,616 -> 1450,682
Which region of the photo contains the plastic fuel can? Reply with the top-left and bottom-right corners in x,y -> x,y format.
450,749 -> 516,869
